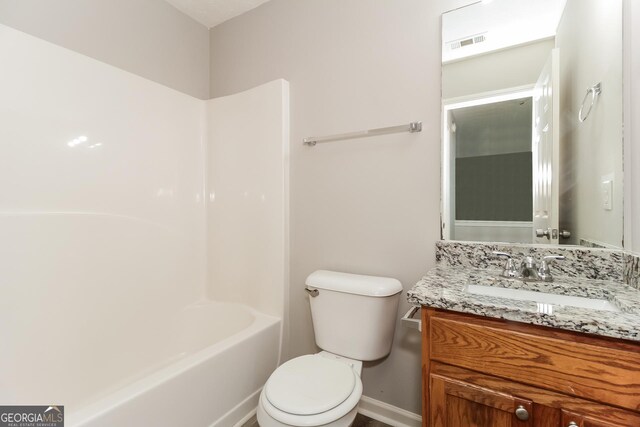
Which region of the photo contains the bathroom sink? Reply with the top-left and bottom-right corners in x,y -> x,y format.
465,284 -> 621,313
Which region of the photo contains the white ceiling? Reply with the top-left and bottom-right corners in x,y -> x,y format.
442,0 -> 567,63
165,0 -> 271,28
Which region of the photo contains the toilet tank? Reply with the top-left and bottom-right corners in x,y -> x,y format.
305,270 -> 403,361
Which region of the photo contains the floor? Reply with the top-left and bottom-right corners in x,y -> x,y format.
241,415 -> 258,427
352,413 -> 393,426
242,413 -> 392,426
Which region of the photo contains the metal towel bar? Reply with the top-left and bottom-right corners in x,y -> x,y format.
303,121 -> 422,146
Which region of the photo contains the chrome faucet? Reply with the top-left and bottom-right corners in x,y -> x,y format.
538,255 -> 565,282
492,252 -> 518,278
492,252 -> 565,282
519,256 -> 539,281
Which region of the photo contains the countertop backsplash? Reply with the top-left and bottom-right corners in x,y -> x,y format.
436,241 -> 640,288
624,253 -> 640,289
406,241 -> 640,341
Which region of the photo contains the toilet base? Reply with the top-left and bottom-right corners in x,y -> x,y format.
257,400 -> 358,427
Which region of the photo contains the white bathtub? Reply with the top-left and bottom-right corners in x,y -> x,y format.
66,301 -> 281,427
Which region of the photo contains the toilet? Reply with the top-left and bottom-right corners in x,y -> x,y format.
257,270 -> 403,427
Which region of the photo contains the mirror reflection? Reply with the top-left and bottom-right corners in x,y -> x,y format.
441,0 -> 623,248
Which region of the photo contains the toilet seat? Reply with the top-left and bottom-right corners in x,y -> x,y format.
265,354 -> 356,415
260,354 -> 363,426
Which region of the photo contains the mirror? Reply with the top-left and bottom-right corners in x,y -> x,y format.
441,0 -> 623,248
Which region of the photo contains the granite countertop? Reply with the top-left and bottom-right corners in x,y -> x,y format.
407,265 -> 640,342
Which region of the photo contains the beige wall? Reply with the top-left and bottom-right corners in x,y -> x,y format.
557,0 -> 624,247
442,39 -> 555,99
0,0 -> 210,99
209,0 -> 471,414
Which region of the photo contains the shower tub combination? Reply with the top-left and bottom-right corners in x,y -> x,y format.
67,302 -> 281,427
1,24 -> 288,427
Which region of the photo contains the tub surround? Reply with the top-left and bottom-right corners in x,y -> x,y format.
0,24 -> 289,426
408,241 -> 640,341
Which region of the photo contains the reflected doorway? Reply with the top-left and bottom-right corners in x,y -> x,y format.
443,90 -> 534,242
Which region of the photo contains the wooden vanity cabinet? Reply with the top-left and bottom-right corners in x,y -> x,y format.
421,308 -> 640,427
561,410 -> 621,427
430,370 -> 535,427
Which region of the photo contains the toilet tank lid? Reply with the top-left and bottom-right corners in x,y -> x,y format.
305,270 -> 402,297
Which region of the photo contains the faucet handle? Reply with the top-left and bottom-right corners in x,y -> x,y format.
492,251 -> 518,278
538,255 -> 565,282
542,255 -> 565,263
492,251 -> 511,259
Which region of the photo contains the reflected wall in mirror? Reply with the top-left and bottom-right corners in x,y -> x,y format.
441,0 -> 623,248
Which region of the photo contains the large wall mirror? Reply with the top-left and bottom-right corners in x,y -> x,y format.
441,0 -> 624,248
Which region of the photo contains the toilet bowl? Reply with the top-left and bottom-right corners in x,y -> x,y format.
257,352 -> 363,427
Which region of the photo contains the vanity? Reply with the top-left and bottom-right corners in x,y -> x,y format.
407,242 -> 640,427
412,0 -> 640,422
416,0 -> 640,424
419,309 -> 640,427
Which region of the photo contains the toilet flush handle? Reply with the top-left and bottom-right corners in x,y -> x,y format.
305,287 -> 319,297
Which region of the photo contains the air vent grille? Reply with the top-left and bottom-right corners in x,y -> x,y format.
449,33 -> 487,50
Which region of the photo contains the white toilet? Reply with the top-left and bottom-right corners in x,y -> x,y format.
257,270 -> 403,427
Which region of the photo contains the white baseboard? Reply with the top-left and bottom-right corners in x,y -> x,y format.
357,396 -> 422,427
212,388 -> 261,427
233,409 -> 257,427
228,392 -> 422,427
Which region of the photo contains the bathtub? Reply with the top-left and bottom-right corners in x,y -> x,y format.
66,301 -> 281,427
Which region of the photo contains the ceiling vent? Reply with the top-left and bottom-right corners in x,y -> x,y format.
449,33 -> 487,50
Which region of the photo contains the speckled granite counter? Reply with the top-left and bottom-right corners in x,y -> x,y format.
408,265 -> 640,342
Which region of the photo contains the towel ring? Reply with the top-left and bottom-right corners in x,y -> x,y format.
578,82 -> 602,123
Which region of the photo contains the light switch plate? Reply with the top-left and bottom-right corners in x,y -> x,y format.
602,179 -> 613,210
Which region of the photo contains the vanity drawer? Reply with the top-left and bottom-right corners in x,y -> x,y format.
426,310 -> 640,411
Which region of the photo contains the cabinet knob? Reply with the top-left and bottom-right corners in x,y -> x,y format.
567,422 -> 579,427
515,405 -> 529,421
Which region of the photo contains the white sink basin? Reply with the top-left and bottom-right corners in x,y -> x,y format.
466,284 -> 621,313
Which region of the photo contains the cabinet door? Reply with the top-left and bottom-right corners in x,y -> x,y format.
562,410 -> 630,427
430,374 -> 533,427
